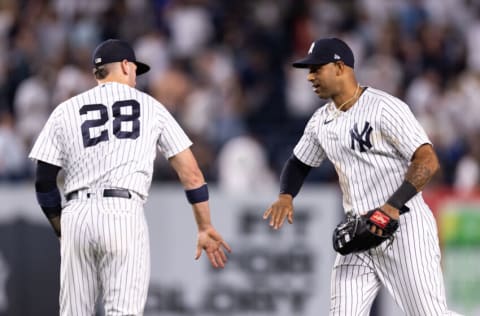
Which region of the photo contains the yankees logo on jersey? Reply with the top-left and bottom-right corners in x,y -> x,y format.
350,121 -> 372,152
294,87 -> 430,213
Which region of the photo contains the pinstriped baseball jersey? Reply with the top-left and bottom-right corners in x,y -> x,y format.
293,87 -> 461,315
29,81 -> 192,315
29,81 -> 192,197
293,87 -> 430,214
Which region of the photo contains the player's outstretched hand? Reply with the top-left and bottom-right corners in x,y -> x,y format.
263,194 -> 294,230
195,226 -> 231,268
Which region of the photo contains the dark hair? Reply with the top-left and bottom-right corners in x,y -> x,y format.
93,65 -> 110,80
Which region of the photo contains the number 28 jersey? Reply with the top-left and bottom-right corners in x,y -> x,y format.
29,82 -> 192,198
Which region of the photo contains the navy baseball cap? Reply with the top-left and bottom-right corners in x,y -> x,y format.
292,38 -> 354,69
92,39 -> 150,76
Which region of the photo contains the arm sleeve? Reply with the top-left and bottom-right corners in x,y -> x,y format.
380,100 -> 431,161
35,161 -> 61,192
293,110 -> 326,167
35,160 -> 62,218
35,161 -> 62,237
279,154 -> 312,197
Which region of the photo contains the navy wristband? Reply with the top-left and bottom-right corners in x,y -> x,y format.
185,184 -> 209,204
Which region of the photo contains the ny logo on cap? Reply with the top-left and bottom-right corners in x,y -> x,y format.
308,42 -> 315,54
95,58 -> 102,64
334,54 -> 341,60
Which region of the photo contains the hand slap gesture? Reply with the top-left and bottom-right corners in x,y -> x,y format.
263,194 -> 294,230
195,226 -> 232,268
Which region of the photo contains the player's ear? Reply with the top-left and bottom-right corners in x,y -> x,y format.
335,61 -> 345,75
120,59 -> 130,75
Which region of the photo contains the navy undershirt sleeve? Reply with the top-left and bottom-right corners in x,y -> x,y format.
279,155 -> 312,198
35,161 -> 62,218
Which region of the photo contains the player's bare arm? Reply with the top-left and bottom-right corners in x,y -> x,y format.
169,148 -> 231,268
382,144 -> 439,217
405,143 -> 440,191
372,144 -> 440,236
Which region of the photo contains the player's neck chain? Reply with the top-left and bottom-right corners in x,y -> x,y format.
324,84 -> 361,125
336,84 -> 360,112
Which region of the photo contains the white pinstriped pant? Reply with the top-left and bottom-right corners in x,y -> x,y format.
60,193 -> 150,316
330,201 -> 463,316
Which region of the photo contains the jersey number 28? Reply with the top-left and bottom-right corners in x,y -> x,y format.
80,100 -> 140,148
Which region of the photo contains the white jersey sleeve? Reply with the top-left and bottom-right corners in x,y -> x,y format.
157,107 -> 192,159
380,97 -> 431,160
293,109 -> 327,167
29,106 -> 65,167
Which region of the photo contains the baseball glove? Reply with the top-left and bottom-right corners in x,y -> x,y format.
332,208 -> 399,255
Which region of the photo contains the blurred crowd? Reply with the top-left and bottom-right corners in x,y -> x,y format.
1,0 -> 480,194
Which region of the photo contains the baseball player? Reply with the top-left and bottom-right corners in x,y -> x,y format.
263,38 -> 461,315
29,39 -> 231,316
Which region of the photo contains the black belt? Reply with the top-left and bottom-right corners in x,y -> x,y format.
66,189 -> 132,201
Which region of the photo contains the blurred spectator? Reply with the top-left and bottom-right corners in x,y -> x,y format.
0,111 -> 29,181
285,65 -> 320,118
133,30 -> 170,89
52,65 -> 95,104
165,1 -> 214,58
0,0 -> 16,112
454,128 -> 480,194
218,135 -> 276,194
0,0 -> 479,187
13,69 -> 51,149
52,0 -> 112,19
405,68 -> 440,114
181,83 -> 217,139
149,65 -> 192,114
357,20 -> 403,95
465,12 -> 480,73
188,47 -> 246,146
37,6 -> 67,66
